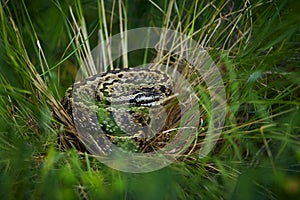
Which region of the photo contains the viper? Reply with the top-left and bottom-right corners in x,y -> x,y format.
57,67 -> 186,154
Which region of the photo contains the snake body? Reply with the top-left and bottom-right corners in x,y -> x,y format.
60,67 -> 180,153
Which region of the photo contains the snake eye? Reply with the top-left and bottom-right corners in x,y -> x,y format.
160,85 -> 166,93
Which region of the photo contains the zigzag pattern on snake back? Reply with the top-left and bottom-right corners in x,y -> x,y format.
59,67 -> 183,153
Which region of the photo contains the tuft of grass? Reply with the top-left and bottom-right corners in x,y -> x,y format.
0,0 -> 300,199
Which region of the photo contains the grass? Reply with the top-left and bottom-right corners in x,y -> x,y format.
0,0 -> 300,199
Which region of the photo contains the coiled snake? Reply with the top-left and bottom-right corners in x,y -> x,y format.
58,67 -> 190,154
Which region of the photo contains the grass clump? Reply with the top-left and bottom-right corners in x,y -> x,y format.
0,0 -> 299,199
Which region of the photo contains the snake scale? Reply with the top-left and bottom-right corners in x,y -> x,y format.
59,67 -> 183,153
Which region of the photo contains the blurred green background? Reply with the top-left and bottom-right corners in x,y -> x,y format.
0,0 -> 299,199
